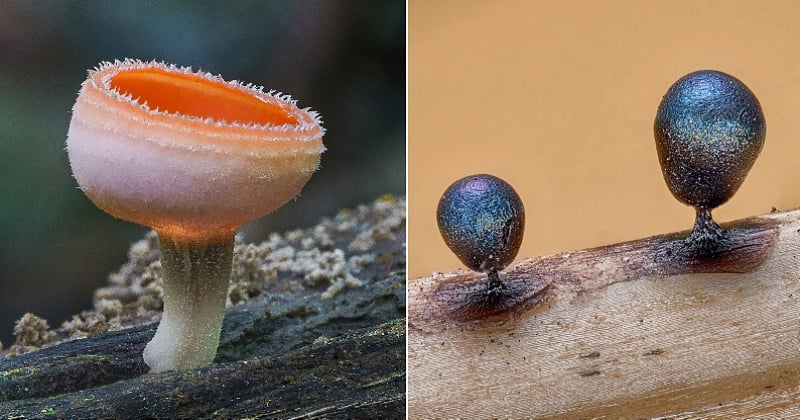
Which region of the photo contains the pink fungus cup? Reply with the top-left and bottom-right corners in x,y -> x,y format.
66,59 -> 325,372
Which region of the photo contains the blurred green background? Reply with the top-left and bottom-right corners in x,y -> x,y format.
0,0 -> 405,345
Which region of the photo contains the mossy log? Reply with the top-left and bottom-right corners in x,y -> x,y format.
1,197 -> 406,419
409,208 -> 800,418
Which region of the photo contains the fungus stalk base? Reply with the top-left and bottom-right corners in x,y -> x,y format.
687,208 -> 725,247
143,232 -> 234,372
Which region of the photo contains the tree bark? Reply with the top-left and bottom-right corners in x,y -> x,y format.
409,209 -> 800,418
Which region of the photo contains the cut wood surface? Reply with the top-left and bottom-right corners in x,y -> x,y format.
409,209 -> 800,418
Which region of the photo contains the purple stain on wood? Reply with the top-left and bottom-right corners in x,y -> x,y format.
419,215 -> 779,329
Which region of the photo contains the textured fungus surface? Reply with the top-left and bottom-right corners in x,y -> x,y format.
436,174 -> 525,274
66,59 -> 330,371
654,70 -> 765,211
67,59 -> 326,241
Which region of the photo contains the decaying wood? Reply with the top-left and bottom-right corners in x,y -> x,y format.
0,197 -> 406,419
1,317 -> 404,419
409,209 -> 800,418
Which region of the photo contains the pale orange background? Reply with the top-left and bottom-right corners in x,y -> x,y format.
409,0 -> 800,278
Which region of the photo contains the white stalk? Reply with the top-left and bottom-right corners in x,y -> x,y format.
142,233 -> 234,372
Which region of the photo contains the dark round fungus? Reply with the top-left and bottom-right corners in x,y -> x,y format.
654,70 -> 765,245
437,174 -> 525,279
655,70 -> 765,211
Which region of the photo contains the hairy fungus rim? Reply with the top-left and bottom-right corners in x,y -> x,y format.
85,59 -> 325,138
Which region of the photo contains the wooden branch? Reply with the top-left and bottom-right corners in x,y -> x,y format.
409,209 -> 800,418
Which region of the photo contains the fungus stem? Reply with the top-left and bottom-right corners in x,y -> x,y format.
687,208 -> 725,247
142,232 -> 234,372
486,270 -> 503,291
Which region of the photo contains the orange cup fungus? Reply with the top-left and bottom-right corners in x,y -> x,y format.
67,59 -> 325,372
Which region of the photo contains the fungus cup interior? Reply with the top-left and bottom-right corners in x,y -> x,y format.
66,59 -> 325,372
110,69 -> 298,126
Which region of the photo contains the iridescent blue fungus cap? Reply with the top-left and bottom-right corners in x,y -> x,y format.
654,70 -> 765,211
437,174 -> 525,274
